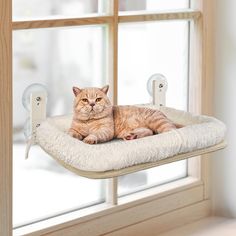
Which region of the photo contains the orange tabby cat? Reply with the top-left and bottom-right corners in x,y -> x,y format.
68,85 -> 177,144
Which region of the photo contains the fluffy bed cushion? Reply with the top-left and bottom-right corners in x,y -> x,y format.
36,106 -> 226,172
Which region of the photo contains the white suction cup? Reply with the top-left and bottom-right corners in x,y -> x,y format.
23,117 -> 31,140
147,74 -> 168,96
22,83 -> 48,111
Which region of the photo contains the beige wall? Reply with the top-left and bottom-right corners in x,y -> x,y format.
212,0 -> 236,217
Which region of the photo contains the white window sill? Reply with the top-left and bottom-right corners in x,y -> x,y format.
158,217 -> 236,236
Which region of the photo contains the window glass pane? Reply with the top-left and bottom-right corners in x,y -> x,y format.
118,21 -> 189,110
118,161 -> 187,196
118,21 -> 189,195
13,0 -> 108,21
13,26 -> 106,227
119,0 -> 189,12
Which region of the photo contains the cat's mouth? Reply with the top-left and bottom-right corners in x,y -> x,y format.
90,106 -> 102,113
89,109 -> 98,116
89,107 -> 105,115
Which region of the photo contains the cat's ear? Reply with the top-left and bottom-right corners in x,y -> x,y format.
73,87 -> 81,97
101,85 -> 109,94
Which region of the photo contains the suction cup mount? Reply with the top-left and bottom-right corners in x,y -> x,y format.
22,83 -> 47,140
147,74 -> 168,107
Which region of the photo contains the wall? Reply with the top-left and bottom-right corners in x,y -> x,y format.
212,0 -> 236,217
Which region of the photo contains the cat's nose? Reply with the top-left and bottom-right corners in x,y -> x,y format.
90,103 -> 95,107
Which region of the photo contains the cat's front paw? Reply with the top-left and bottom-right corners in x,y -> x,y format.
123,133 -> 138,140
68,129 -> 83,140
83,135 -> 98,144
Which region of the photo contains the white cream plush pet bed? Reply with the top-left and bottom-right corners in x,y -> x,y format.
35,105 -> 226,177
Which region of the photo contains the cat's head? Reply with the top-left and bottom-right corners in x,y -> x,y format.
72,85 -> 112,120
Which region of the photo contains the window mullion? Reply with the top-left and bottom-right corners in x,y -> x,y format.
118,9 -> 201,23
107,0 -> 119,105
106,0 -> 119,206
12,16 -> 113,30
106,178 -> 118,205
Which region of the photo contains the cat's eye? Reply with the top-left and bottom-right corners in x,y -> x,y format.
81,98 -> 88,103
96,97 -> 102,102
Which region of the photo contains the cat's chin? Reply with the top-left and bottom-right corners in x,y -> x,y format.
89,112 -> 108,120
90,107 -> 112,119
75,112 -> 108,121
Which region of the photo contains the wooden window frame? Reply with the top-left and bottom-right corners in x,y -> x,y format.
0,0 -> 214,235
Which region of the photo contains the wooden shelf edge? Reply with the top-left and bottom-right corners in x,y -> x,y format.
49,140 -> 227,179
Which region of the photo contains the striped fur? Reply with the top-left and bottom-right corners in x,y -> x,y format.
68,86 -> 177,144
